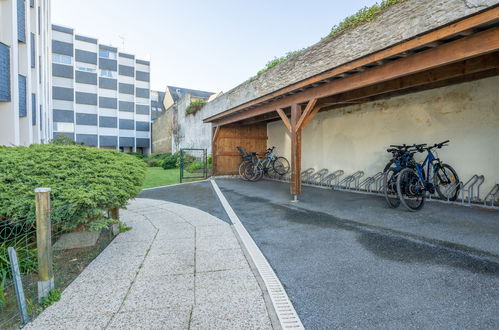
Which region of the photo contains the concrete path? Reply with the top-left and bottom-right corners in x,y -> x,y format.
26,198 -> 272,329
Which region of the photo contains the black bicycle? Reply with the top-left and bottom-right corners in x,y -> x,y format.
396,140 -> 460,211
382,144 -> 420,208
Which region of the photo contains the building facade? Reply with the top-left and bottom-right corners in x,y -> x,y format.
51,24 -> 151,153
0,0 -> 51,146
151,85 -> 215,153
150,90 -> 165,121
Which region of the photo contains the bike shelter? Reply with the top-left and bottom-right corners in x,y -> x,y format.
205,8 -> 499,204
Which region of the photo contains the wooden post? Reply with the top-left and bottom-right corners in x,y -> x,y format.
110,207 -> 120,235
35,187 -> 54,301
212,125 -> 219,175
110,207 -> 119,221
290,104 -> 302,199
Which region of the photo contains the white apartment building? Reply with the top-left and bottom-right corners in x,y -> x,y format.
51,24 -> 152,153
0,0 -> 52,146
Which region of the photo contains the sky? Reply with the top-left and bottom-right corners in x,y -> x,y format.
52,0 -> 379,93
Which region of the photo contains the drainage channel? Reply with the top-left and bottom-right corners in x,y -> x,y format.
210,179 -> 304,330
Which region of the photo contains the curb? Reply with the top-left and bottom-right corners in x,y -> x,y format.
210,179 -> 304,330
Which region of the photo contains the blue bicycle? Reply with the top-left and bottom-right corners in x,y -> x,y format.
243,146 -> 289,181
396,140 -> 460,211
383,144 -> 421,208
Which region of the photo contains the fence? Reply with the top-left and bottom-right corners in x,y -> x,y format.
267,168 -> 499,209
179,148 -> 208,183
0,189 -> 117,329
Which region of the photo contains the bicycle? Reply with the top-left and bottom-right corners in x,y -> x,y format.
382,144 -> 421,208
396,140 -> 459,211
236,146 -> 258,180
243,146 -> 290,181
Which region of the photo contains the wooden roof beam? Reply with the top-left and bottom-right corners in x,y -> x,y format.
211,27 -> 499,126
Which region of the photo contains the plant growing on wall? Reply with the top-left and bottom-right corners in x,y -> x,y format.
185,99 -> 207,116
257,49 -> 305,76
328,0 -> 406,38
254,0 -> 406,77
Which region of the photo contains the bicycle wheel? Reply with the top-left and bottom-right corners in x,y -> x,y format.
383,167 -> 400,208
434,164 -> 460,201
396,168 -> 425,211
383,160 -> 394,173
238,161 -> 250,180
243,162 -> 257,181
273,157 -> 290,175
243,162 -> 263,182
266,163 -> 276,178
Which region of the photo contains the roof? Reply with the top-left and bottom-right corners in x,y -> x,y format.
151,90 -> 166,110
166,86 -> 215,103
203,2 -> 499,124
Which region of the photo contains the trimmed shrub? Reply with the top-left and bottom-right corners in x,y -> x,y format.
146,152 -> 179,168
162,153 -> 179,170
0,145 -> 146,231
186,160 -> 203,172
126,152 -> 146,160
50,135 -> 83,146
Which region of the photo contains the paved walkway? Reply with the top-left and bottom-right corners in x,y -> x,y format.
27,198 -> 272,329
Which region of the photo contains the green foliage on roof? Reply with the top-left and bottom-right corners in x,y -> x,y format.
328,0 -> 407,38
254,0 -> 406,77
257,49 -> 305,76
185,99 -> 207,115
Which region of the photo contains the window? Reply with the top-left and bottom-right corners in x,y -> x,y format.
52,54 -> 72,65
99,70 -> 116,79
0,43 -> 10,102
53,122 -> 74,132
99,50 -> 116,59
32,93 -> 36,125
17,0 -> 26,43
76,66 -> 96,73
19,75 -> 27,117
30,33 -> 35,68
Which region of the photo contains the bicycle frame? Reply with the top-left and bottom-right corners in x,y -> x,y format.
414,150 -> 440,187
253,151 -> 276,174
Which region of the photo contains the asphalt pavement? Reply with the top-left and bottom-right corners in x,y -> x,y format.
141,179 -> 499,329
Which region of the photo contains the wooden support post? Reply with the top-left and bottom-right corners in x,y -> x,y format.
212,125 -> 218,175
110,207 -> 120,235
35,187 -> 54,301
290,104 -> 302,199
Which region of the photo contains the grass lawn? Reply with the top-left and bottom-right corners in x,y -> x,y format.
142,167 -> 180,189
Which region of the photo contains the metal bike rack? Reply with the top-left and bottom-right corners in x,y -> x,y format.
335,171 -> 364,190
263,163 -> 498,210
475,175 -> 485,201
320,170 -> 344,187
301,168 -> 316,183
459,174 -> 483,204
309,168 -> 329,185
484,184 -> 499,207
358,172 -> 383,192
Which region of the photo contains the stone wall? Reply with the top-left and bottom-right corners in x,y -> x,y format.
267,76 -> 499,196
151,109 -> 173,153
172,0 -> 496,153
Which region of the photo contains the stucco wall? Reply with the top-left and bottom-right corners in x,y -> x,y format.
267,76 -> 499,195
171,0 -> 496,154
170,94 -> 214,153
151,109 -> 173,153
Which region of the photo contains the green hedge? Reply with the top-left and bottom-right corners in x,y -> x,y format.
0,145 -> 146,231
